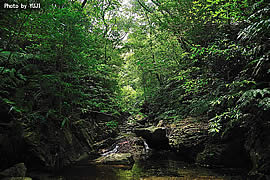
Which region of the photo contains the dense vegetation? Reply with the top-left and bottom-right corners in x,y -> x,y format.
122,0 -> 270,135
0,0 -> 269,176
1,0 -> 270,136
1,0 -> 129,128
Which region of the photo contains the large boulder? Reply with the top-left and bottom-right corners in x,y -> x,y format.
168,118 -> 208,161
134,126 -> 169,149
196,141 -> 250,168
196,144 -> 228,167
244,118 -> 270,179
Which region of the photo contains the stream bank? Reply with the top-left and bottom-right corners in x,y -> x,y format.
88,115 -> 267,179
1,112 -> 269,179
0,111 -> 118,172
29,151 -> 248,180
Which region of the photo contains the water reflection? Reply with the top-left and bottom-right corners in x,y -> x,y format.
32,152 -> 246,180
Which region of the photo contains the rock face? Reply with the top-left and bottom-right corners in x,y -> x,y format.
167,117 -> 208,161
196,141 -> 250,168
93,153 -> 134,165
167,115 -> 270,179
167,117 -> 252,168
134,126 -> 169,149
0,163 -> 26,177
19,120 -> 99,170
0,112 -> 117,171
244,116 -> 270,179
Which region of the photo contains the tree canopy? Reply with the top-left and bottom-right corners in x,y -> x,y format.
0,0 -> 269,134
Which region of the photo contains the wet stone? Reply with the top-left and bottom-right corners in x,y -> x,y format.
92,153 -> 134,165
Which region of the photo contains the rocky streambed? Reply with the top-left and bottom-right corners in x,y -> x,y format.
1,115 -> 270,179
22,131 -> 248,180
81,116 -> 269,179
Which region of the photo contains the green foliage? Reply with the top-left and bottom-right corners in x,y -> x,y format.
209,117 -> 222,134
0,0 -> 127,128
237,88 -> 270,110
208,88 -> 270,134
119,85 -> 143,113
106,120 -> 118,129
120,0 -> 270,134
1,0 -> 269,137
238,0 -> 270,42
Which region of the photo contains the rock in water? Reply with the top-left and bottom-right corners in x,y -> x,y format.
0,163 -> 27,177
1,178 -> 32,180
168,118 -> 208,161
134,126 -> 169,149
93,153 -> 134,165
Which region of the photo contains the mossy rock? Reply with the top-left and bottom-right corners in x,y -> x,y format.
0,163 -> 27,177
1,178 -> 32,180
93,153 -> 134,165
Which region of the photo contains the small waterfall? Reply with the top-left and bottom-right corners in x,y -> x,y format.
101,145 -> 119,156
143,140 -> 150,152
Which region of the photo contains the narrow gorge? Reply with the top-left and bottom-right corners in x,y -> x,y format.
0,0 -> 269,179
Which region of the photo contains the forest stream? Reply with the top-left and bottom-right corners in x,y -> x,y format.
29,150 -> 247,180
1,0 -> 270,179
27,122 -> 248,180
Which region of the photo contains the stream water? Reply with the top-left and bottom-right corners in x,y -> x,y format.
30,151 -> 247,180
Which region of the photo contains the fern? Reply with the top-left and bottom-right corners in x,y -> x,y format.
209,88 -> 270,136
209,117 -> 222,134
237,88 -> 270,109
258,97 -> 270,111
238,2 -> 270,42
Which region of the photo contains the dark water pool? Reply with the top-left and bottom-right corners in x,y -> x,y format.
31,152 -> 247,180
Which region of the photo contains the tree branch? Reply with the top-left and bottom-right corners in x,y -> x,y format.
81,0 -> 87,8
